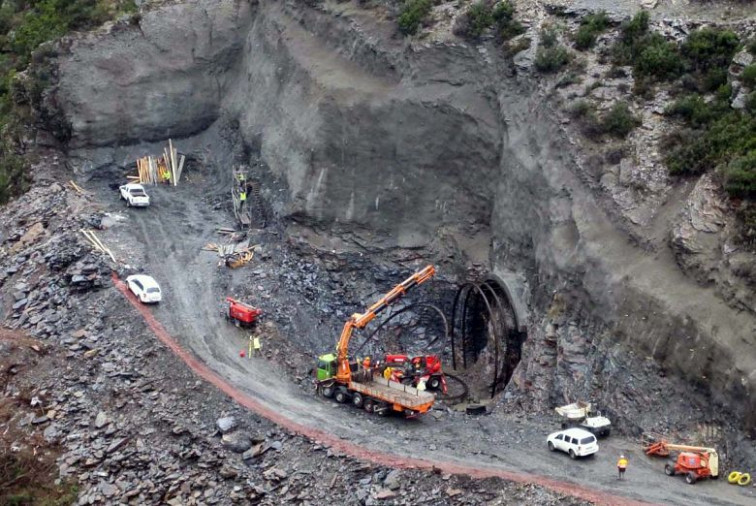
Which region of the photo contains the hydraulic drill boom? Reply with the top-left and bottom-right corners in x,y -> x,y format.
335,265 -> 436,383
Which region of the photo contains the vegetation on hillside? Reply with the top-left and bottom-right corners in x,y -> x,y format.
0,0 -> 137,205
574,10 -> 610,51
535,28 -> 570,73
453,0 -> 524,42
398,0 -> 432,35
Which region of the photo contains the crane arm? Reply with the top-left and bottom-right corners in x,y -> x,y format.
645,441 -> 718,456
660,444 -> 717,454
335,265 -> 436,382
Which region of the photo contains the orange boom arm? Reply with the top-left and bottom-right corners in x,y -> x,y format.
335,265 -> 436,383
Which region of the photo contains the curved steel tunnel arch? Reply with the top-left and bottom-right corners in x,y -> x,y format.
450,277 -> 527,398
352,303 -> 449,358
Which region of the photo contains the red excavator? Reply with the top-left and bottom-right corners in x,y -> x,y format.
645,440 -> 720,484
382,354 -> 447,393
315,265 -> 437,417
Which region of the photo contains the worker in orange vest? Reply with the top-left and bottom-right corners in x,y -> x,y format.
617,454 -> 628,480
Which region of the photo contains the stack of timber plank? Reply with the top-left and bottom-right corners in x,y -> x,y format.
132,139 -> 186,186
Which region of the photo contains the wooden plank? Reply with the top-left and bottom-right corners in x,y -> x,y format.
169,139 -> 177,186
176,154 -> 185,184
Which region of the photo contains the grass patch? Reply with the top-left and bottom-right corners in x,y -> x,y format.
574,10 -> 610,51
398,0 -> 432,35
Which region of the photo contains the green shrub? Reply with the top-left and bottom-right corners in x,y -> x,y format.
0,140 -> 30,205
700,67 -> 728,92
468,2 -> 494,38
745,91 -> 756,114
602,101 -> 640,138
535,44 -> 570,73
540,27 -> 558,48
569,99 -> 594,119
492,1 -> 524,41
666,94 -> 718,127
574,10 -> 610,51
742,64 -> 756,87
568,100 -> 602,137
665,110 -> 756,179
620,10 -> 649,45
492,0 -> 515,22
398,0 -> 432,35
681,27 -> 739,73
748,38 -> 756,56
722,151 -> 756,197
633,33 -> 683,80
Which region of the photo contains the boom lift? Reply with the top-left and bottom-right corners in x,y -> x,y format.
315,265 -> 437,417
645,441 -> 719,484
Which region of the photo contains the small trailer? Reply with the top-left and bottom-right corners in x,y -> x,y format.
225,297 -> 262,327
556,401 -> 612,437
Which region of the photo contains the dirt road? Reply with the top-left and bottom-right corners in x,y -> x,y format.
99,176 -> 755,506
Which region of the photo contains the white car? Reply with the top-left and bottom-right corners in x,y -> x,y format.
126,274 -> 162,303
119,183 -> 150,207
547,428 -> 599,459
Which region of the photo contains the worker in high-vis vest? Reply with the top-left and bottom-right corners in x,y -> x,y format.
240,191 -> 247,203
253,336 -> 261,356
617,454 -> 628,480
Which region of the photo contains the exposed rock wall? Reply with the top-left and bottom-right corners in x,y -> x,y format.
48,0 -> 755,432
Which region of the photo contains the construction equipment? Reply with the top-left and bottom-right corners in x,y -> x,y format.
225,297 -> 262,327
644,441 -> 719,484
315,265 -> 437,417
383,354 -> 447,393
555,401 -> 612,437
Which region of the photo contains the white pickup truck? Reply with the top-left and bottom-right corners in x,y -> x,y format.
556,401 -> 612,437
119,183 -> 150,207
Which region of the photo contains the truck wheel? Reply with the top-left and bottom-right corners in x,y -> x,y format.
548,442 -> 555,452
335,390 -> 347,404
320,385 -> 334,398
569,449 -> 577,460
352,392 -> 364,408
364,399 -> 374,413
429,377 -> 441,390
664,464 -> 675,476
685,472 -> 697,485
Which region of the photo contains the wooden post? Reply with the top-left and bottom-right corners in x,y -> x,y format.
176,154 -> 185,184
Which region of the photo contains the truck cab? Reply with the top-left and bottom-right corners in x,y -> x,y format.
316,353 -> 337,381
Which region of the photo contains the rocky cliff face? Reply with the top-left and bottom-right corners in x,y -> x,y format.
46,0 -> 755,435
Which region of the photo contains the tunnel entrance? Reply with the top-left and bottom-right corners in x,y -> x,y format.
450,277 -> 527,398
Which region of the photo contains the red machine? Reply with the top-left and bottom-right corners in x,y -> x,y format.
226,297 -> 262,327
383,354 -> 447,393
